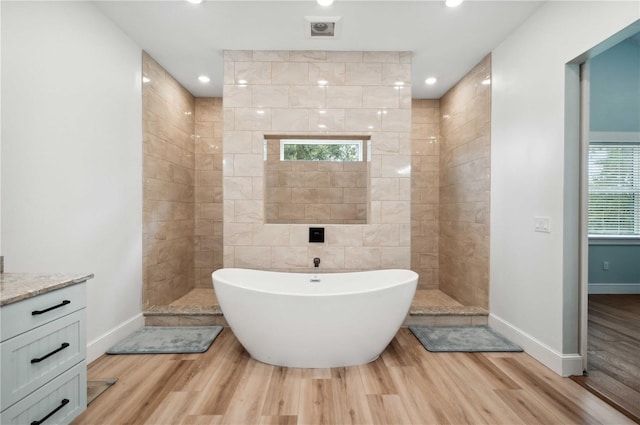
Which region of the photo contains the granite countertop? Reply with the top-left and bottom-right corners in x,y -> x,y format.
0,272 -> 94,306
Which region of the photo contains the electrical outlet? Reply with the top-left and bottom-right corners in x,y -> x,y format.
603,261 -> 609,271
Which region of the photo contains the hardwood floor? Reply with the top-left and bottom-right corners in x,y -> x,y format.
73,328 -> 633,425
572,294 -> 640,423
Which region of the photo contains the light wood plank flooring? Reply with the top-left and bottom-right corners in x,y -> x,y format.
73,328 -> 632,425
571,294 -> 640,423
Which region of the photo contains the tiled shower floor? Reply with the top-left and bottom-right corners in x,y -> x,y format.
145,288 -> 488,327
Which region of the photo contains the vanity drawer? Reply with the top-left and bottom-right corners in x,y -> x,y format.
0,361 -> 86,425
1,310 -> 86,411
1,283 -> 86,342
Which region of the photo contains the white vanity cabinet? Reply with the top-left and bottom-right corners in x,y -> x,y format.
0,275 -> 91,425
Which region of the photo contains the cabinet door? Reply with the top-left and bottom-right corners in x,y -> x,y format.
0,362 -> 87,425
1,310 -> 86,410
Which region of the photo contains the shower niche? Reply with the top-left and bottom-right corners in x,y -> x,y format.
264,135 -> 370,224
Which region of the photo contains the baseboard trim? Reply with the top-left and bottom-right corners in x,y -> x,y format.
588,283 -> 640,294
489,314 -> 583,377
86,313 -> 144,364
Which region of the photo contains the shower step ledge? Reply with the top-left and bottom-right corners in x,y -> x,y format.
409,305 -> 488,316
145,304 -> 223,316
404,305 -> 488,327
144,305 -> 227,327
143,304 -> 488,327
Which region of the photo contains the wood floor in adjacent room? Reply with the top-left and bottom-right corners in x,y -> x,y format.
572,294 -> 640,422
73,328 -> 632,425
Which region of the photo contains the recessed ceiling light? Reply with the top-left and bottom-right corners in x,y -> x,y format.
237,79 -> 248,85
445,0 -> 463,7
317,79 -> 328,87
142,76 -> 150,83
186,0 -> 203,4
425,77 -> 437,85
317,0 -> 334,6
198,75 -> 210,83
481,78 -> 491,85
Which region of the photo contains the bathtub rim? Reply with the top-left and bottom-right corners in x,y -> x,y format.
212,268 -> 418,298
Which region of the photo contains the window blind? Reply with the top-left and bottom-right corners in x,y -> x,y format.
588,142 -> 640,236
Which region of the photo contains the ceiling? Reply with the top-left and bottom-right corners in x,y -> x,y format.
95,0 -> 544,99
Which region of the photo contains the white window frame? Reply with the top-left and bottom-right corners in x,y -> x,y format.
588,131 -> 640,240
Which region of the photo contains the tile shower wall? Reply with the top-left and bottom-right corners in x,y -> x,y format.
194,98 -> 224,287
439,54 -> 491,308
411,99 -> 440,289
223,50 -> 411,272
142,52 -> 196,307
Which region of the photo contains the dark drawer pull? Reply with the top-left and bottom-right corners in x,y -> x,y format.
31,343 -> 70,364
30,398 -> 69,425
32,300 -> 70,315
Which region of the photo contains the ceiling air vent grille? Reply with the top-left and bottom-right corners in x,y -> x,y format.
305,16 -> 342,39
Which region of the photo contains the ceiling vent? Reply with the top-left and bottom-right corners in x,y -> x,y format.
305,16 -> 342,39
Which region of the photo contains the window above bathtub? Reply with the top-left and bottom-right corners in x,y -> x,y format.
280,139 -> 363,162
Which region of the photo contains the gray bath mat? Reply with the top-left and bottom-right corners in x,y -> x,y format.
409,325 -> 523,352
107,326 -> 222,354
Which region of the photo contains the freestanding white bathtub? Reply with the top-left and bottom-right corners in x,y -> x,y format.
212,268 -> 418,368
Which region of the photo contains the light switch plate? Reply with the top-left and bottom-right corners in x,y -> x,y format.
534,216 -> 551,233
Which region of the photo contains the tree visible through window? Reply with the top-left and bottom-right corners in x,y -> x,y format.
280,139 -> 363,161
588,142 -> 640,236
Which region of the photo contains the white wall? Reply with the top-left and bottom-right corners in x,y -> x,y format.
490,2 -> 639,376
1,1 -> 143,362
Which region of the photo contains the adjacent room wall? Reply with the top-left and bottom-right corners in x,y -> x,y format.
1,1 -> 143,362
142,52 -> 196,307
439,55 -> 491,308
223,50 -> 411,272
590,38 -> 640,133
587,37 -> 640,294
411,100 -> 440,289
490,1 -> 639,376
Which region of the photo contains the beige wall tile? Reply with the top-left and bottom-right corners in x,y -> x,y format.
363,51 -> 400,63
308,62 -> 346,85
234,108 -> 272,131
290,51 -> 327,62
253,51 -> 290,62
345,63 -> 382,86
438,55 -> 491,309
223,85 -> 252,107
224,50 -> 410,272
224,176 -> 253,199
235,61 -> 271,84
289,86 -> 326,108
382,63 -> 411,85
345,247 -> 381,269
271,108 -> 310,132
345,109 -> 381,131
363,86 -> 400,109
143,52 -> 196,307
252,85 -> 289,108
326,51 -> 363,63
326,86 -> 363,108
272,62 -> 309,85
